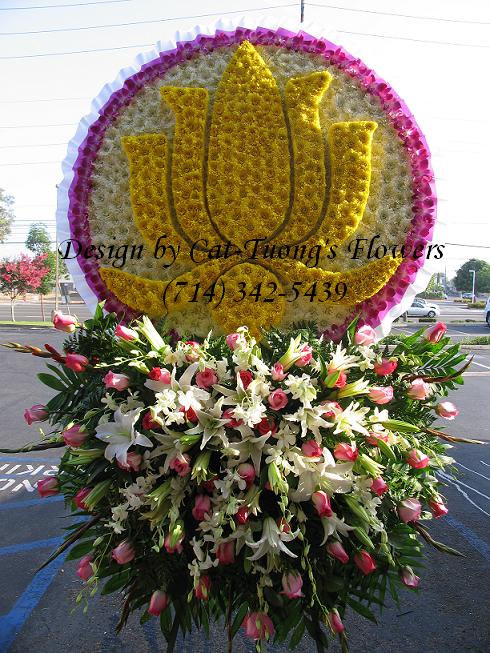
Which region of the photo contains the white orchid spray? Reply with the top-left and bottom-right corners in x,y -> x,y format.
95,407 -> 152,465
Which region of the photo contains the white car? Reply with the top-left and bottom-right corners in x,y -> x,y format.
407,299 -> 440,318
485,298 -> 490,327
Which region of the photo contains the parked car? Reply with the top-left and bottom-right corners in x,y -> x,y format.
485,297 -> 490,327
462,292 -> 474,300
407,299 -> 440,318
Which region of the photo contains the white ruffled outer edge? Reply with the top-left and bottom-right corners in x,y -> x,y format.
56,15 -> 435,337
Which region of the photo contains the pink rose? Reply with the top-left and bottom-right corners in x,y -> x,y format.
180,405 -> 198,423
235,505 -> 250,525
268,388 -> 288,410
354,324 -> 376,346
222,408 -> 243,428
401,567 -> 420,588
142,412 -> 160,431
148,367 -> 171,383
76,554 -> 94,581
24,404 -> 48,425
117,451 -> 142,472
271,362 -> 287,381
312,490 -> 333,518
326,610 -> 345,634
328,367 -> 347,388
62,424 -> 87,448
238,370 -> 253,389
65,353 -> 89,373
256,417 -> 277,436
195,367 -> 218,389
243,612 -> 275,640
74,487 -> 91,510
326,540 -> 349,564
53,311 -> 77,333
104,370 -> 130,391
195,575 -> 211,600
115,324 -> 137,341
225,333 -> 241,350
216,541 -> 235,565
296,344 -> 313,367
366,431 -> 389,446
436,401 -> 459,420
302,440 -> 323,458
371,477 -> 388,496
373,358 -> 398,376
398,498 -> 422,523
321,401 -> 342,419
429,496 -> 448,518
192,495 -> 212,522
424,321 -> 447,343
280,571 -> 304,599
368,386 -> 394,404
111,540 -> 135,565
37,476 -> 59,498
148,590 -> 169,616
407,378 -> 431,400
184,340 -> 200,362
169,453 -> 191,477
237,463 -> 256,487
164,532 -> 183,554
406,448 -> 430,469
354,550 -> 377,575
334,442 -> 358,462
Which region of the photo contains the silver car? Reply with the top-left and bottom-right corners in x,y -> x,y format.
407,299 -> 440,318
485,298 -> 490,327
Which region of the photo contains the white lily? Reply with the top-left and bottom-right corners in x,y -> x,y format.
246,517 -> 299,560
284,405 -> 332,439
95,407 -> 152,465
228,432 -> 271,474
328,343 -> 360,371
186,397 -> 230,449
284,373 -> 317,407
319,512 -> 354,544
332,401 -> 370,438
288,447 -> 353,501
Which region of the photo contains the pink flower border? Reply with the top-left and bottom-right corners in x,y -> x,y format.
65,26 -> 436,335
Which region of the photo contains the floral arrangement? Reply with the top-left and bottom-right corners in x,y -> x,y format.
59,24 -> 435,339
3,308 -> 478,652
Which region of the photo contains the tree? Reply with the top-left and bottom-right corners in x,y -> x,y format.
0,188 -> 14,243
453,259 -> 490,294
419,273 -> 445,299
25,222 -> 51,255
0,253 -> 50,321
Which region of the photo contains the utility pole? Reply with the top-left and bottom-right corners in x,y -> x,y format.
300,0 -> 305,23
469,269 -> 476,303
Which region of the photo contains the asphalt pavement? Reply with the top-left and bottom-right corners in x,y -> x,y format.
0,328 -> 489,653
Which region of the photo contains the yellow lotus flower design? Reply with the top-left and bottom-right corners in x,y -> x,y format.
100,41 -> 401,336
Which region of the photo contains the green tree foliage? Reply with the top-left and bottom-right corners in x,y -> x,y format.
25,222 -> 66,295
0,188 -> 14,243
453,259 -> 490,294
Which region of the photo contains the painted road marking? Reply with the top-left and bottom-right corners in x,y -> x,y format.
0,463 -> 58,476
445,515 -> 490,564
0,496 -> 64,511
0,456 -> 60,464
438,473 -> 490,519
0,537 -> 62,558
471,360 -> 490,371
455,462 -> 490,482
439,471 -> 490,502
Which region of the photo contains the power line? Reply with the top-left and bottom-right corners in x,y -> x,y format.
0,42 -> 152,60
0,0 -> 132,10
0,4 -> 297,36
0,143 -> 67,149
446,243 -> 490,249
0,123 -> 74,129
0,97 -> 88,104
337,29 -> 490,49
0,161 -> 60,166
308,3 -> 490,26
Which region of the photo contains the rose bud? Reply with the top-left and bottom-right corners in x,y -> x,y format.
398,498 -> 422,523
401,567 -> 420,588
406,448 -> 430,469
148,367 -> 171,383
436,401 -> 459,420
371,477 -> 388,496
243,612 -> 275,640
216,541 -> 235,565
37,476 -> 59,498
328,368 -> 347,388
333,442 -> 358,462
184,340 -> 200,362
354,550 -> 377,575
268,388 -> 288,410
354,324 -> 376,346
62,424 -> 87,448
429,496 -> 448,518
373,358 -> 398,376
195,367 -> 218,389
114,324 -> 138,341
302,440 -> 323,458
104,370 -> 130,391
257,417 -> 277,436
312,490 -> 333,518
225,333 -> 241,350
74,487 -> 91,510
192,494 -> 212,522
237,462 -> 256,487
280,571 -> 304,599
164,532 -> 183,554
271,362 -> 287,381
321,401 -> 342,419
222,408 -> 243,428
142,411 -> 160,430
117,451 -> 142,472
76,554 -> 94,581
296,344 -> 313,367
278,517 -> 291,533
326,609 -> 345,634
365,431 -> 389,446
368,386 -> 393,404
238,369 -> 253,389
148,590 -> 169,616
111,540 -> 135,565
424,321 -> 447,343
195,575 -> 211,600
169,453 -> 191,477
24,404 -> 48,425
53,311 -> 77,333
326,540 -> 349,564
407,378 -> 431,400
64,353 -> 89,373
235,505 -> 250,525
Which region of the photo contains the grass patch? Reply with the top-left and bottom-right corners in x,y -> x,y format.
459,336 -> 490,345
0,320 -> 52,326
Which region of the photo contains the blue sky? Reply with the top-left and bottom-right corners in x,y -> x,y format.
0,0 -> 489,278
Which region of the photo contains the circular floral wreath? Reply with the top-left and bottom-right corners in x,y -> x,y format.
57,19 -> 436,339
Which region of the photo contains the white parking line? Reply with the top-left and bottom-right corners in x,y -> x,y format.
472,360 -> 490,371
455,462 -> 490,482
439,471 -> 490,502
438,473 -> 490,519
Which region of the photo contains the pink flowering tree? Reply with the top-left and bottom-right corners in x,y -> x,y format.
0,253 -> 49,321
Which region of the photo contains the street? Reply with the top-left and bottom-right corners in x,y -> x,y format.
0,328 -> 489,652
